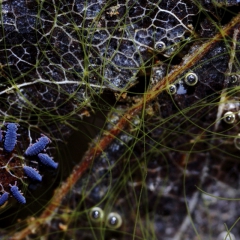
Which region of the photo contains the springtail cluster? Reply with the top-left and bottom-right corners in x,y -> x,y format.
0,123 -> 58,205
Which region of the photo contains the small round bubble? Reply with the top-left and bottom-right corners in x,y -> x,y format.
168,84 -> 177,95
106,212 -> 122,229
154,41 -> 166,52
184,72 -> 198,86
223,111 -> 235,124
89,207 -> 104,222
229,75 -> 238,84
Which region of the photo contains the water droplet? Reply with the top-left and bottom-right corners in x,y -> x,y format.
184,72 -> 198,86
89,207 -> 104,222
106,212 -> 122,229
168,84 -> 177,94
229,74 -> 238,84
155,41 -> 166,52
223,111 -> 235,124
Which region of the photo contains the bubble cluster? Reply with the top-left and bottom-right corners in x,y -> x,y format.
164,71 -> 199,95
89,207 -> 122,229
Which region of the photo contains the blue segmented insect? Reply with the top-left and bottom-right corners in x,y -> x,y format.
23,166 -> 42,182
9,182 -> 26,204
24,134 -> 51,156
0,192 -> 9,206
38,153 -> 58,169
4,123 -> 18,152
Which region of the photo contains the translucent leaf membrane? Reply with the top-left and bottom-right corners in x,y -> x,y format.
0,0 -> 196,111
2,0 -> 240,240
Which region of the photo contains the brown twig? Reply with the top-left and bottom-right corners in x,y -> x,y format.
11,12 -> 240,240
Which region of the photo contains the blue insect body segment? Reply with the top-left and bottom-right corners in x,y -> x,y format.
24,135 -> 50,156
0,192 -> 9,206
9,182 -> 26,204
23,166 -> 42,181
38,153 -> 58,169
4,123 -> 18,152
